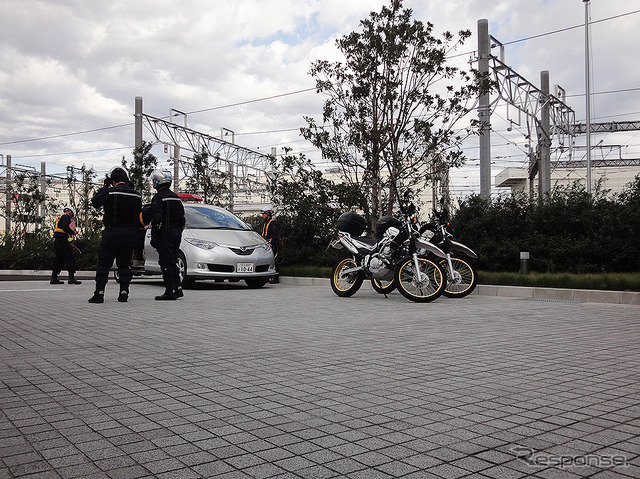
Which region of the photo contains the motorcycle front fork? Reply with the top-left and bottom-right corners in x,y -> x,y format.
411,253 -> 424,283
445,254 -> 455,278
411,253 -> 453,284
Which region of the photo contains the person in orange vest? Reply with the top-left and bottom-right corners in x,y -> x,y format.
51,207 -> 81,285
261,208 -> 280,283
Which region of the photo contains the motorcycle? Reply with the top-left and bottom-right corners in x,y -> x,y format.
419,199 -> 478,298
329,200 -> 448,303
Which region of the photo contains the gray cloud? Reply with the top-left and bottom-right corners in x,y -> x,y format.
1,0 -> 639,193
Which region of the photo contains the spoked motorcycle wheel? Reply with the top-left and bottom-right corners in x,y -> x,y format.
395,256 -> 446,303
371,278 -> 396,294
440,257 -> 478,298
331,258 -> 364,297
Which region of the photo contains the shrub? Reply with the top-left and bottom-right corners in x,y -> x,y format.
453,177 -> 640,273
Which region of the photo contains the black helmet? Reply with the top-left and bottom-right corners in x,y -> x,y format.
151,169 -> 172,188
108,166 -> 129,183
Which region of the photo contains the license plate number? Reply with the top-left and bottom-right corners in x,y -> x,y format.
236,262 -> 254,273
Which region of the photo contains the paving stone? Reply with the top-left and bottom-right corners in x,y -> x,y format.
1,280 -> 638,478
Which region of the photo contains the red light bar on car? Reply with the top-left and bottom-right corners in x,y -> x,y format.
176,193 -> 204,202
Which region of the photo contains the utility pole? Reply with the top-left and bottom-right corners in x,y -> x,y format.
539,71 -> 551,196
40,162 -> 46,217
170,108 -> 187,193
135,96 -> 143,149
583,0 -> 592,193
477,19 -> 492,200
5,155 -> 11,233
221,128 -> 235,212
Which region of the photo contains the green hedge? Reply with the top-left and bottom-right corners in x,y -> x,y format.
0,231 -> 101,272
3,177 -> 640,277
452,179 -> 640,274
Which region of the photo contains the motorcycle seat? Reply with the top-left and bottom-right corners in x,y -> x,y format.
355,237 -> 377,246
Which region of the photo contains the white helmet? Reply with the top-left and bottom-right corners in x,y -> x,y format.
151,169 -> 172,188
63,206 -> 75,216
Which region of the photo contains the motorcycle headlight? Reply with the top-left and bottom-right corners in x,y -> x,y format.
421,230 -> 435,241
184,238 -> 219,250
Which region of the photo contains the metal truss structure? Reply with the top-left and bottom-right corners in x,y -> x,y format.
140,113 -> 273,209
552,157 -> 640,169
488,56 -> 640,176
571,120 -> 640,134
481,26 -> 640,197
489,56 -> 576,145
142,113 -> 270,177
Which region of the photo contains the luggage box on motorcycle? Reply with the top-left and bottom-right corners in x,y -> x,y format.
337,211 -> 367,236
375,215 -> 403,239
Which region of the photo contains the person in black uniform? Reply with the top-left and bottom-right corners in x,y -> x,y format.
261,208 -> 280,283
51,206 -> 82,285
141,169 -> 185,301
88,166 -> 142,303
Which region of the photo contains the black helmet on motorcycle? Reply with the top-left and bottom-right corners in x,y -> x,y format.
151,169 -> 172,188
375,216 -> 402,239
337,211 -> 367,236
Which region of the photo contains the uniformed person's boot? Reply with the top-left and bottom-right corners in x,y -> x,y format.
155,289 -> 177,301
50,273 -> 64,285
118,289 -> 129,302
68,272 -> 82,285
88,291 -> 104,303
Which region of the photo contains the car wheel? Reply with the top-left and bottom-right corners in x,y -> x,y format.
177,252 -> 192,287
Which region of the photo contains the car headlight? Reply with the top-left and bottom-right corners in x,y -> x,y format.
259,243 -> 272,252
184,238 -> 219,250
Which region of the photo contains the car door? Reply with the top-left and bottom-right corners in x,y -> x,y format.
143,228 -> 161,272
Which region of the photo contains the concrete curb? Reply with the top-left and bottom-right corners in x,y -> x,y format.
278,276 -> 640,306
474,283 -> 640,305
2,270 -> 639,305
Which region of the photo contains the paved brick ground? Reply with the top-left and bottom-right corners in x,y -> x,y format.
0,278 -> 638,478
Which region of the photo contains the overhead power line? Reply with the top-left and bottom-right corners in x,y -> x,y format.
564,87 -> 640,99
11,146 -> 131,159
3,10 -> 639,150
1,88 -> 316,147
502,9 -> 640,46
0,124 -> 132,147
448,9 -> 640,59
188,88 -> 316,115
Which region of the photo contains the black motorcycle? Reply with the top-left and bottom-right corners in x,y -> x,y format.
420,201 -> 478,298
329,201 -> 447,303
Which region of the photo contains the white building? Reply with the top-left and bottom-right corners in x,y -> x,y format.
496,166 -> 640,196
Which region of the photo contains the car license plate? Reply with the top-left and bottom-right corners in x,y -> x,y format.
236,262 -> 254,273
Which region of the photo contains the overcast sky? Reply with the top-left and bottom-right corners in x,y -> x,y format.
1,0 -> 639,198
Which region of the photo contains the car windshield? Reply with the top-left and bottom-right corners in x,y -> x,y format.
185,205 -> 252,230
